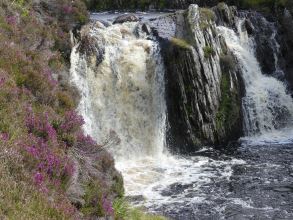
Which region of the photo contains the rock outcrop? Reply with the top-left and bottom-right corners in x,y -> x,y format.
150,4 -> 244,152
113,14 -> 139,24
278,9 -> 293,92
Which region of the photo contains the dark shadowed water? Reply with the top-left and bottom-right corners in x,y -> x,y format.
146,143 -> 293,220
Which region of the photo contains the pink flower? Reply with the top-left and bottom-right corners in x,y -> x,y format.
0,77 -> 5,86
6,16 -> 17,25
34,172 -> 44,185
77,132 -> 96,146
102,196 -> 114,216
62,5 -> 73,14
0,133 -> 9,141
60,111 -> 84,132
26,145 -> 40,158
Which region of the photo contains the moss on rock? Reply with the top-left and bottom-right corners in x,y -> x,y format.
170,37 -> 192,50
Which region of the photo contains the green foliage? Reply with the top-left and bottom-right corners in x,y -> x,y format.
57,91 -> 75,111
0,145 -> 71,220
128,208 -> 167,220
170,37 -> 191,50
113,198 -> 167,220
216,72 -> 240,132
83,0 -> 293,15
111,174 -> 125,198
113,198 -> 129,220
0,1 -> 113,219
203,46 -> 215,58
200,8 -> 216,21
81,181 -> 105,217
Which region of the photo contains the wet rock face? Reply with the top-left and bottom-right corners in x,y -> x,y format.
278,9 -> 293,92
113,14 -> 139,24
244,12 -> 278,76
150,4 -> 243,152
76,22 -> 106,66
212,2 -> 237,27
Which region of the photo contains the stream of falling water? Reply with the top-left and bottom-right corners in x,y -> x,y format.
218,20 -> 293,145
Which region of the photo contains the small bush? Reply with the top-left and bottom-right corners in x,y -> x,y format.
200,8 -> 216,22
81,181 -> 111,217
203,46 -> 215,58
57,91 -> 75,111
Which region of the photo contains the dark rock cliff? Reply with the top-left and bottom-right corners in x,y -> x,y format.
149,4 -> 244,152
278,9 -> 293,92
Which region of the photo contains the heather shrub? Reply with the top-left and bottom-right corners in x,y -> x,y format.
0,1 -> 127,219
0,139 -> 74,219
81,181 -> 113,217
57,91 -> 76,111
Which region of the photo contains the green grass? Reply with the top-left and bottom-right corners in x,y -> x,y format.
113,198 -> 167,220
216,71 -> 240,132
199,8 -> 216,21
199,8 -> 215,30
170,37 -> 191,50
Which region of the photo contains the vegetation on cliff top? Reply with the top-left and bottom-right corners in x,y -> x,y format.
84,0 -> 293,13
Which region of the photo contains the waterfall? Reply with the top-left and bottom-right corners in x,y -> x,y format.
70,22 -> 166,161
218,20 -> 293,143
68,10 -> 293,219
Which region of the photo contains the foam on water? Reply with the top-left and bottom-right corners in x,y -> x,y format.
116,154 -> 246,208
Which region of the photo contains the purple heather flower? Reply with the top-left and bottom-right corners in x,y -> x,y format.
0,133 -> 9,141
34,172 -> 44,185
102,196 -> 114,216
6,16 -> 17,25
62,5 -> 73,14
0,77 -> 5,86
60,111 -> 84,132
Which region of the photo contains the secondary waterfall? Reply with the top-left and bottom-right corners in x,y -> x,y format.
218,20 -> 293,144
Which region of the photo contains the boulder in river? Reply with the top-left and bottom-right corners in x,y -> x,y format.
113,14 -> 139,24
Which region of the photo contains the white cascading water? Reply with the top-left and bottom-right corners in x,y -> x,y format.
218,20 -> 293,144
71,22 -> 166,160
70,20 -> 243,210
